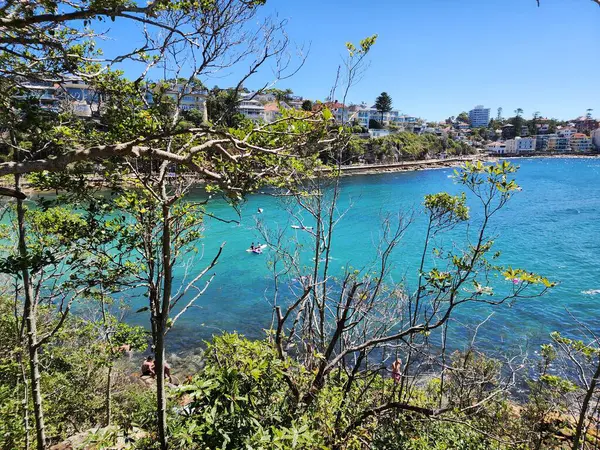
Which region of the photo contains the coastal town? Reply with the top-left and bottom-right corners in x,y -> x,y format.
16,77 -> 600,161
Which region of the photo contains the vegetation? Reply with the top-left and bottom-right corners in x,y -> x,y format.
1,0 -> 599,449
374,92 -> 393,123
337,131 -> 475,165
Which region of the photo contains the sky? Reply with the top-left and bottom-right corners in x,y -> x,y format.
103,0 -> 600,121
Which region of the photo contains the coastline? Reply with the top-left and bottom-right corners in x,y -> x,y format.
333,155 -> 495,176
8,153 -> 600,197
332,152 -> 600,177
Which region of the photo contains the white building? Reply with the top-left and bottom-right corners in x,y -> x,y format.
505,137 -> 536,154
238,99 -> 265,121
348,104 -> 417,129
592,128 -> 600,150
469,105 -> 490,128
369,129 -> 392,138
570,133 -> 592,152
486,142 -> 507,154
557,128 -> 577,139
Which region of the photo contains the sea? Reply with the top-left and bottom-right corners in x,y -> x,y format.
122,157 -> 600,357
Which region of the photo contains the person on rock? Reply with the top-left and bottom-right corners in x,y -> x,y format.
141,356 -> 155,377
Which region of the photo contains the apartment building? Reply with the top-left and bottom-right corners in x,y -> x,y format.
505,137 -> 536,154
593,128 -> 600,150
468,105 -> 490,128
546,136 -> 571,152
570,133 -> 592,152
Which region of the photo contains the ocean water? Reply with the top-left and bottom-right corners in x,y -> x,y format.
123,158 -> 600,356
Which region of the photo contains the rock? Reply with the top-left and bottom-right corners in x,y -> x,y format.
49,426 -> 146,450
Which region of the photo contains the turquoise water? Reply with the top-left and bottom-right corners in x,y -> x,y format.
125,158 -> 600,355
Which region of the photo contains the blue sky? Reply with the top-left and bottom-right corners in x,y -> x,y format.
106,0 -> 600,121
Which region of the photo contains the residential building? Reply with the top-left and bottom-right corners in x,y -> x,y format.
592,128 -> 600,150
14,79 -> 59,112
455,121 -> 470,131
535,134 -> 557,151
486,142 -> 507,154
468,105 -> 490,128
505,137 -> 536,154
570,133 -> 592,152
347,103 -> 416,129
535,119 -> 551,135
557,127 -> 577,139
263,101 -> 291,123
238,99 -> 265,121
546,136 -> 571,152
573,116 -> 599,134
369,129 -> 392,138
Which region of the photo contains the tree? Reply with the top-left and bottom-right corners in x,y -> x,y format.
369,118 -> 383,129
0,1 -> 344,449
374,92 -> 393,124
586,108 -> 594,120
301,100 -> 313,111
515,108 -> 524,117
457,111 -> 469,123
257,160 -> 552,449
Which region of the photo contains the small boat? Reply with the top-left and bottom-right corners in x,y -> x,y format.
246,244 -> 267,253
291,225 -> 313,231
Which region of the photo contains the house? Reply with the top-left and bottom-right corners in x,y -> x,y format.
570,133 -> 592,152
455,121 -> 470,131
369,129 -> 392,138
573,116 -> 599,134
557,127 -> 577,139
14,79 -> 60,112
346,103 -> 415,129
263,101 -> 291,123
505,137 -> 536,154
239,99 -> 265,121
486,142 -> 507,154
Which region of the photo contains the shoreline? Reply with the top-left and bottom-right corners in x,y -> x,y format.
332,152 -> 600,177
8,153 -> 600,196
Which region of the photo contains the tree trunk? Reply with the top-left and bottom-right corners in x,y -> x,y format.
105,364 -> 112,427
18,352 -> 31,450
573,357 -> 600,450
155,325 -> 168,450
16,175 -> 46,450
156,202 -> 172,450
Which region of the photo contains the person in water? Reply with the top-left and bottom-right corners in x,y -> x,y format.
141,356 -> 155,377
391,358 -> 402,384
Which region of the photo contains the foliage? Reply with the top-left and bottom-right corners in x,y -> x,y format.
0,295 -> 146,449
301,100 -> 313,111
374,92 -> 393,122
340,131 -> 475,164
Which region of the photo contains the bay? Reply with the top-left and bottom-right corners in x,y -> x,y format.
123,157 -> 600,356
